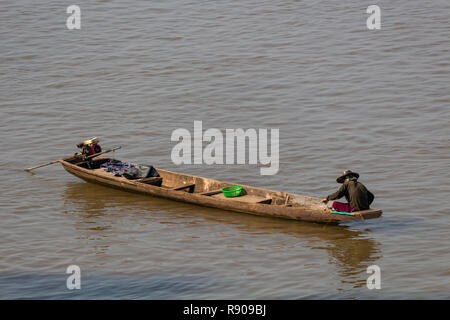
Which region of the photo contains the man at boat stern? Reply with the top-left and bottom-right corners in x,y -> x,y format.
321,170 -> 374,212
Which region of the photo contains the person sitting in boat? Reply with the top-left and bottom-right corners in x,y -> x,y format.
321,170 -> 374,212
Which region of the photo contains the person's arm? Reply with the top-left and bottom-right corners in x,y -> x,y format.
326,184 -> 347,201
322,184 -> 347,203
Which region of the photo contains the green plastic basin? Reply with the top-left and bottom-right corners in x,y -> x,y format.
221,186 -> 243,197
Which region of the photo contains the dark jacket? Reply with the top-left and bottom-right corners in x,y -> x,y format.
326,180 -> 374,211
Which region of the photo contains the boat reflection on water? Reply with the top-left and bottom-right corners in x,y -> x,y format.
63,181 -> 381,290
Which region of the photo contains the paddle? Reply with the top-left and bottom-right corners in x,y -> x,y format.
24,146 -> 122,172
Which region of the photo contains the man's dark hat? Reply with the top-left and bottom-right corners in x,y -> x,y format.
336,170 -> 359,183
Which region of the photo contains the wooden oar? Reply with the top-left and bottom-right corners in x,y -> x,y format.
24,146 -> 122,172
24,159 -> 62,172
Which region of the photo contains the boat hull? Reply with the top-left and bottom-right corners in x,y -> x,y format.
60,158 -> 382,224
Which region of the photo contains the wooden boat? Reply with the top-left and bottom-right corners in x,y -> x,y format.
59,155 -> 382,224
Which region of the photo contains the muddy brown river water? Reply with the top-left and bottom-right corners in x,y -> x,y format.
0,0 -> 449,298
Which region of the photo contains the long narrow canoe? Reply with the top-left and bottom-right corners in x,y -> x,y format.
59,156 -> 382,224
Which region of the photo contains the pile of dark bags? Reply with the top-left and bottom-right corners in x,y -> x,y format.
100,160 -> 159,179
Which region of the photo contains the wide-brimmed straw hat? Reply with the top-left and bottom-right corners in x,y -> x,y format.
336,170 -> 359,183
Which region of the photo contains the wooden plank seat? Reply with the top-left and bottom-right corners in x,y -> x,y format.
256,198 -> 272,204
171,184 -> 195,193
199,189 -> 270,203
210,192 -> 272,204
136,176 -> 163,186
200,189 -> 223,196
